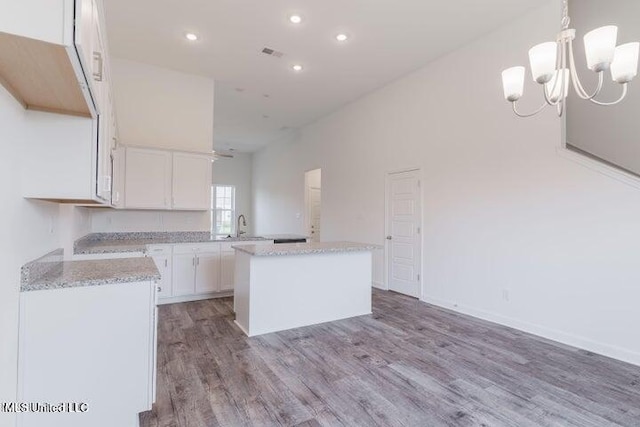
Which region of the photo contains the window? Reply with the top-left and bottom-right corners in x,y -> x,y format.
211,185 -> 236,235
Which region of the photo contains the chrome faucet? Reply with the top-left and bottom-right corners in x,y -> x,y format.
236,214 -> 247,238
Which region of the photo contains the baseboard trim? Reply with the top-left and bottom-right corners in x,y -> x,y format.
234,320 -> 250,336
372,281 -> 387,290
421,294 -> 640,367
158,291 -> 233,305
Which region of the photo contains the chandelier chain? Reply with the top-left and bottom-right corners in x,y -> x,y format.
561,0 -> 570,30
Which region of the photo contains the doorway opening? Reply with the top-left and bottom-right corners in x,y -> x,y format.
385,168 -> 422,299
304,169 -> 322,242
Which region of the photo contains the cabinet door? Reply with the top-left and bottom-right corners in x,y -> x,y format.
172,153 -> 212,210
18,282 -> 154,427
125,148 -> 172,209
150,255 -> 172,299
111,146 -> 125,207
220,251 -> 235,291
74,0 -> 95,78
96,98 -> 112,202
89,0 -> 105,109
171,253 -> 196,296
195,251 -> 220,294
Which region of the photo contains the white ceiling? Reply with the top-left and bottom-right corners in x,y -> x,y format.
105,0 -> 548,152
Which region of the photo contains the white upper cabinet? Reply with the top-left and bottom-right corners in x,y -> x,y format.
74,0 -> 95,84
124,148 -> 172,209
0,1 -> 69,45
172,153 -> 212,210
111,146 -> 126,208
0,0 -> 94,117
120,147 -> 213,211
7,0 -> 117,204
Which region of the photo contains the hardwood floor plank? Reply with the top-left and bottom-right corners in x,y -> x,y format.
140,290 -> 640,427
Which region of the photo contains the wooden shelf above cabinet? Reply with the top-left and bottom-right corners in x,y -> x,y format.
0,31 -> 92,117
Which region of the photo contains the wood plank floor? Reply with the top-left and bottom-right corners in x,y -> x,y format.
140,290 -> 640,427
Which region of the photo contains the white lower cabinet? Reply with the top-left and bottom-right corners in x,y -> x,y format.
147,245 -> 173,299
220,250 -> 235,291
172,252 -> 198,297
158,240 -> 272,304
195,250 -> 221,294
17,281 -> 157,427
171,244 -> 220,298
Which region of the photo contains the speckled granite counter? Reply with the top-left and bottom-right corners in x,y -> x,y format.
261,234 -> 309,241
74,232 -> 270,255
21,256 -> 160,292
232,241 -> 381,257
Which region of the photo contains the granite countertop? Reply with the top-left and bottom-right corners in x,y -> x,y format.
74,232 -> 270,255
232,241 -> 381,257
261,234 -> 309,240
21,256 -> 161,292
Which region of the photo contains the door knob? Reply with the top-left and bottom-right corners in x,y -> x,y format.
386,236 -> 392,240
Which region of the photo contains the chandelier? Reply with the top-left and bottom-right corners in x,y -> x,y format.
501,0 -> 639,117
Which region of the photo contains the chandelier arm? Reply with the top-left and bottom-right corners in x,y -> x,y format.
512,101 -> 548,118
544,42 -> 563,107
568,40 -> 604,100
588,83 -> 629,106
543,84 -> 561,106
543,39 -> 568,106
557,98 -> 564,117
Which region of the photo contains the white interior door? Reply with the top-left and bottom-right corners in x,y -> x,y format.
386,169 -> 422,298
310,187 -> 321,242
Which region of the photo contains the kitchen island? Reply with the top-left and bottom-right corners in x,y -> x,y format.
232,241 -> 379,336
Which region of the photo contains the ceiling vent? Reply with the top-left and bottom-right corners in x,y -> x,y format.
261,47 -> 284,58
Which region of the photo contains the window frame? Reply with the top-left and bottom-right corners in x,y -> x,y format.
211,185 -> 236,236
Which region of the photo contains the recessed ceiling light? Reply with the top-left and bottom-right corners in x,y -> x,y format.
336,33 -> 349,42
292,64 -> 303,72
185,32 -> 199,41
289,15 -> 302,24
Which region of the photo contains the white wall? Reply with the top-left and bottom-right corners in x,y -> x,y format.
567,0 -> 640,175
306,168 -> 321,189
111,57 -> 215,154
90,58 -> 218,234
90,209 -> 209,233
59,205 -> 92,258
0,87 -> 62,426
213,153 -> 253,234
253,1 -> 640,365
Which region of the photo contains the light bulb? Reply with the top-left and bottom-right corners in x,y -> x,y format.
501,66 -> 525,102
611,42 -> 639,83
584,25 -> 618,72
545,69 -> 570,103
529,42 -> 558,84
289,15 -> 302,24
